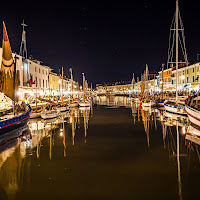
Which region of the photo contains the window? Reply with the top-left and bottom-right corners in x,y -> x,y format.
172,80 -> 174,85
193,76 -> 195,82
183,71 -> 184,75
193,68 -> 195,73
42,70 -> 44,74
39,78 -> 41,87
187,69 -> 189,74
39,68 -> 40,73
187,77 -> 188,83
197,66 -> 199,72
46,80 -> 48,88
35,67 -> 37,72
43,79 -> 44,88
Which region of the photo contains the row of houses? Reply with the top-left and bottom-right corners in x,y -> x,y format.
0,48 -> 79,101
96,62 -> 200,94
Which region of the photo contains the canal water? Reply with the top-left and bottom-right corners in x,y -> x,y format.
0,96 -> 200,200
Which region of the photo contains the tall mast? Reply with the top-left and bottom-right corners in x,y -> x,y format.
176,0 -> 179,102
146,64 -> 148,96
82,73 -> 85,100
62,67 -> 63,104
70,68 -> 73,99
162,64 -> 164,99
36,76 -> 38,111
13,55 -> 17,116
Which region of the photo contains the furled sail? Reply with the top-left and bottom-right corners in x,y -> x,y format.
0,22 -> 19,101
141,72 -> 145,95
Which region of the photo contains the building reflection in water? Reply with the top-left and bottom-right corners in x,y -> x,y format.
0,106 -> 92,200
96,95 -> 133,108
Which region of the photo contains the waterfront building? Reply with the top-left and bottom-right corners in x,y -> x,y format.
158,67 -> 173,91
171,62 -> 200,92
49,72 -> 60,96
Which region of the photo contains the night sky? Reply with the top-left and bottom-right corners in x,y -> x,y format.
0,0 -> 200,85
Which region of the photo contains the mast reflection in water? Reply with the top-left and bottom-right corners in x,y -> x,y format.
0,96 -> 200,199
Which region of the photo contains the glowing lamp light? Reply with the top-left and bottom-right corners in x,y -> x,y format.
59,80 -> 61,84
17,91 -> 22,96
40,91 -> 44,96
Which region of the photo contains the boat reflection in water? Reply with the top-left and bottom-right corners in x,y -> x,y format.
0,106 -> 92,200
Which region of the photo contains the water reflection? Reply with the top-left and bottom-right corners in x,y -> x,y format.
0,106 -> 92,200
0,96 -> 200,199
96,95 -> 133,107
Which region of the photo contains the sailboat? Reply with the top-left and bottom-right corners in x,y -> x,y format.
185,95 -> 200,126
79,73 -> 90,107
164,0 -> 187,115
0,22 -> 31,133
30,77 -> 42,118
69,68 -> 79,108
141,65 -> 156,107
57,67 -> 68,112
156,64 -> 165,107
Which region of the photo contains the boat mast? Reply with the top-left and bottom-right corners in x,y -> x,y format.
70,68 -> 73,99
146,64 -> 148,97
36,77 -> 38,112
162,64 -> 164,99
13,55 -> 17,116
176,0 -> 179,102
62,67 -> 63,104
82,73 -> 85,100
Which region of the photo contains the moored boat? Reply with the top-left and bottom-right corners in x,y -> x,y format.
185,95 -> 200,126
79,73 -> 91,107
0,22 -> 31,134
41,110 -> 60,119
164,100 -> 186,115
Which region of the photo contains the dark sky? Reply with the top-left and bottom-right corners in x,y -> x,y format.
0,0 -> 200,85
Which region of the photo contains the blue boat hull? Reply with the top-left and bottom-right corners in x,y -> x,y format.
0,104 -> 31,135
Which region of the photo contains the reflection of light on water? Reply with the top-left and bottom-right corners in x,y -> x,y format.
182,126 -> 186,134
60,128 -> 63,136
24,139 -> 31,148
30,121 -> 45,131
70,117 -> 72,123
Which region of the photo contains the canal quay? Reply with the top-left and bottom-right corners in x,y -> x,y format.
0,96 -> 199,200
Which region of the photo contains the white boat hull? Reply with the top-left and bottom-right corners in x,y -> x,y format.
164,100 -> 186,115
30,112 -> 41,119
185,104 -> 200,126
142,101 -> 156,107
41,111 -> 60,119
79,102 -> 90,107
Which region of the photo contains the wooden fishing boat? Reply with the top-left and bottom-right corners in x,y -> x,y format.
79,73 -> 91,107
164,100 -> 186,115
41,110 -> 60,119
0,22 -> 31,134
185,95 -> 200,126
